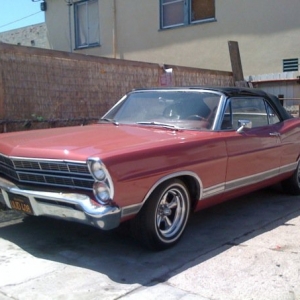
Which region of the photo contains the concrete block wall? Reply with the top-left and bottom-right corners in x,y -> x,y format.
0,43 -> 234,132
0,23 -> 50,49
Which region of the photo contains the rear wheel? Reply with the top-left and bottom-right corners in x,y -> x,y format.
131,179 -> 190,250
281,161 -> 300,195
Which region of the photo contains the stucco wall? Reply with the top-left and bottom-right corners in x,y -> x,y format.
45,0 -> 300,77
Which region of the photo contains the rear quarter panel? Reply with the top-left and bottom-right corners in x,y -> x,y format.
278,118 -> 300,167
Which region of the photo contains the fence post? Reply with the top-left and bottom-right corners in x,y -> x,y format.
278,94 -> 284,106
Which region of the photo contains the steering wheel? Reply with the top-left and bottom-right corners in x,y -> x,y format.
186,115 -> 206,121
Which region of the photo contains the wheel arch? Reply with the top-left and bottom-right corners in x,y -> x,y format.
130,172 -> 203,250
143,171 -> 202,210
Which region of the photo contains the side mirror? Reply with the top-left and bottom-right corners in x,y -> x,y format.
237,119 -> 252,133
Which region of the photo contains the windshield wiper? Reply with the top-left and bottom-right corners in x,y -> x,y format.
136,121 -> 179,130
99,118 -> 119,125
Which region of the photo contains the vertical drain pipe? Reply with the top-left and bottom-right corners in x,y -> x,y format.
113,0 -> 117,58
67,0 -> 73,53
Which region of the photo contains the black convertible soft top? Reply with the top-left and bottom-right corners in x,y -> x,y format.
214,87 -> 293,121
266,93 -> 293,120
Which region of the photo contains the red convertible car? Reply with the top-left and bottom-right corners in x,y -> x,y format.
0,87 -> 300,250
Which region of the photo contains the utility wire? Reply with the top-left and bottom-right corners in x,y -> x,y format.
0,11 -> 42,30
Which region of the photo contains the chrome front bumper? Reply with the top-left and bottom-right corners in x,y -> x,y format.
0,177 -> 121,230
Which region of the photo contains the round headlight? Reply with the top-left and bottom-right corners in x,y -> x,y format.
91,161 -> 106,181
93,181 -> 111,204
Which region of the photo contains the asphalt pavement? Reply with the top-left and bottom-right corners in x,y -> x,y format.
0,185 -> 299,300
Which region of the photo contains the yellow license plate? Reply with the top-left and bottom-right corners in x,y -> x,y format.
9,194 -> 33,215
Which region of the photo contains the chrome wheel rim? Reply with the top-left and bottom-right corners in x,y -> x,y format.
156,187 -> 187,239
297,163 -> 300,187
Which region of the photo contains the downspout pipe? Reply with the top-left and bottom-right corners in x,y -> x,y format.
68,0 -> 73,53
113,0 -> 117,58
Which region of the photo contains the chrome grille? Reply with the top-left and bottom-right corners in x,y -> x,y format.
68,165 -> 90,174
0,164 -> 19,180
13,161 -> 40,169
38,162 -> 69,172
0,154 -> 93,190
0,155 -> 14,167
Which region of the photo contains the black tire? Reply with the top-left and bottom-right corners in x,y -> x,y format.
131,179 -> 190,250
282,161 -> 300,195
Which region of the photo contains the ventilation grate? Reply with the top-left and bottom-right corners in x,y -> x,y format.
283,58 -> 299,72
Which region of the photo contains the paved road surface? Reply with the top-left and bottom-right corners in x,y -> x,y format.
0,186 -> 299,300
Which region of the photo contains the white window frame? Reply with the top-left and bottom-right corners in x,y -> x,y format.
74,0 -> 100,49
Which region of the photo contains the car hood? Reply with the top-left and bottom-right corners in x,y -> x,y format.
0,124 -> 209,161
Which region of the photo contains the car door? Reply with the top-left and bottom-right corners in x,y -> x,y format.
221,97 -> 282,192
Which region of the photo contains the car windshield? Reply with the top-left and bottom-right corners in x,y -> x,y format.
102,90 -> 222,130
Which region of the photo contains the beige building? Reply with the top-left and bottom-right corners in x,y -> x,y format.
0,23 -> 50,49
43,0 -> 300,77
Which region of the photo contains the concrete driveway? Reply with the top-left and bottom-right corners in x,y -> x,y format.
0,186 -> 299,300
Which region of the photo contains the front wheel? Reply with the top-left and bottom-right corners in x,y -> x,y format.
131,179 -> 191,250
281,161 -> 300,195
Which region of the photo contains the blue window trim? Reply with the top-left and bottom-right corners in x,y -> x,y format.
159,0 -> 216,30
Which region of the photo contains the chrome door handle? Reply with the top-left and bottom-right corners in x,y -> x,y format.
269,132 -> 280,137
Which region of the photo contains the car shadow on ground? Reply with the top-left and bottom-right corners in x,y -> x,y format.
0,185 -> 300,287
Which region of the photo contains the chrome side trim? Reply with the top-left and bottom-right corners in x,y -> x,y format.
121,203 -> 143,217
280,162 -> 298,174
225,167 -> 279,193
202,183 -> 225,198
201,162 -> 298,200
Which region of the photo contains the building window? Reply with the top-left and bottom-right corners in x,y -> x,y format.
283,58 -> 299,72
75,0 -> 100,49
160,0 -> 215,29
